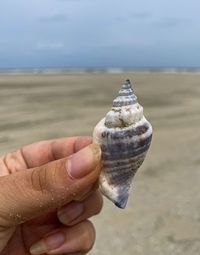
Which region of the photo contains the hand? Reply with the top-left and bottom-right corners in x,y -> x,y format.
0,136 -> 103,255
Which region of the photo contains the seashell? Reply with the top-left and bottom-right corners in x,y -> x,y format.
93,79 -> 152,209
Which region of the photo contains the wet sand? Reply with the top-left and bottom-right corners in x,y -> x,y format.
0,71 -> 200,254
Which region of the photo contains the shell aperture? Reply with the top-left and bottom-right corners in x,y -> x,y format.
93,79 -> 153,209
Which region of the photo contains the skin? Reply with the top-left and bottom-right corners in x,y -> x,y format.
0,136 -> 103,255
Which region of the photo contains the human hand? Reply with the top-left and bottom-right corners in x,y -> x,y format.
0,136 -> 102,255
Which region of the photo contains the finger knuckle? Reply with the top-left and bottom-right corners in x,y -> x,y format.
29,165 -> 48,192
29,160 -> 66,193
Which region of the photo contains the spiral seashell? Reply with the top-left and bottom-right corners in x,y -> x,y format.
93,79 -> 152,209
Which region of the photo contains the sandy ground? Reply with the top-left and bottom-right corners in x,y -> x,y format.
0,71 -> 200,255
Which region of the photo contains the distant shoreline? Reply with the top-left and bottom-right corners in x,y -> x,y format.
1,67 -> 200,75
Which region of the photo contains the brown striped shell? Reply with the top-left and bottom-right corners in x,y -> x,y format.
93,79 -> 152,209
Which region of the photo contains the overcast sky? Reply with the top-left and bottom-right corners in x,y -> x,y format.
0,0 -> 200,69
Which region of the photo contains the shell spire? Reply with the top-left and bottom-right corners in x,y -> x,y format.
93,79 -> 152,209
112,79 -> 137,107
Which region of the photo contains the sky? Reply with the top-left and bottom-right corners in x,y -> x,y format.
0,0 -> 200,69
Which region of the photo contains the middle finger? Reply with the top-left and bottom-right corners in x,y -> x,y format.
57,190 -> 103,226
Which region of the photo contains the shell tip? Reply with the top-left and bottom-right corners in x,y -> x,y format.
125,79 -> 131,84
114,201 -> 127,209
113,193 -> 129,209
123,79 -> 132,88
121,79 -> 134,91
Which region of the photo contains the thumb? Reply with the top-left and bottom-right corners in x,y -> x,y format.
0,144 -> 101,227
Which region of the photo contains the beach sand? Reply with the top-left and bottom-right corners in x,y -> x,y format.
0,71 -> 200,254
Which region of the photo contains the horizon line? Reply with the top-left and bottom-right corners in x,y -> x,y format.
1,67 -> 200,74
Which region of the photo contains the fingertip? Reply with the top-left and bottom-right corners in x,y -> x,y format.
94,190 -> 104,215
89,143 -> 101,163
74,136 -> 92,152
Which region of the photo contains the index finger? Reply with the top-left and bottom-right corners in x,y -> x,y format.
1,136 -> 92,174
22,136 -> 92,168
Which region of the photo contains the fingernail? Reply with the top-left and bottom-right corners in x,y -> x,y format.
30,231 -> 65,255
57,202 -> 84,224
67,144 -> 101,179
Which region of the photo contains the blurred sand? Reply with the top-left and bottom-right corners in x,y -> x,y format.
0,71 -> 200,255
